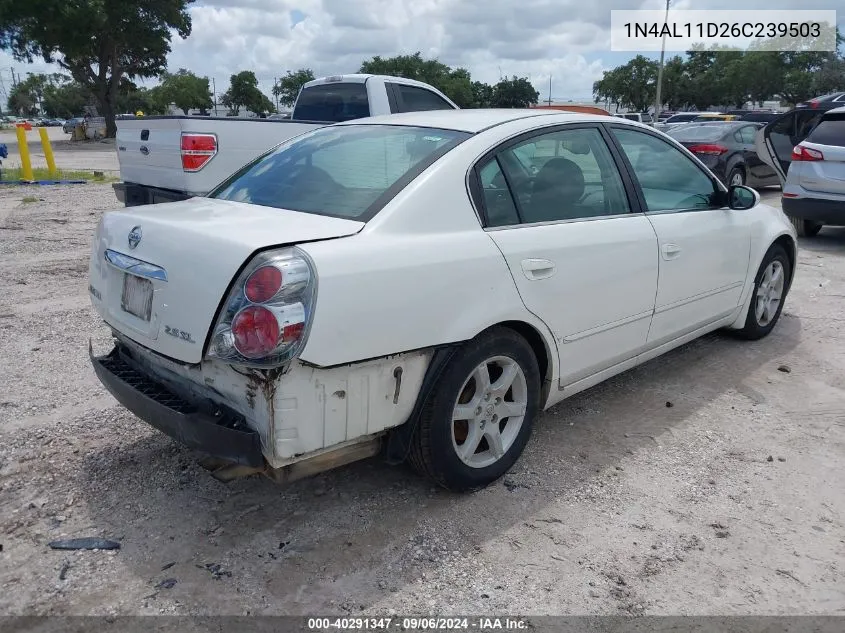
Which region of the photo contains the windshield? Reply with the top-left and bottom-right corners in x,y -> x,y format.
210,125 -> 471,220
669,125 -> 729,142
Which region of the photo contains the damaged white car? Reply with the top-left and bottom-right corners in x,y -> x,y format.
89,109 -> 797,491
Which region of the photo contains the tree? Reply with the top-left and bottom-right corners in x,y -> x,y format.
43,78 -> 92,118
359,52 -> 476,107
273,69 -> 315,108
7,82 -> 37,116
490,76 -> 539,108
156,68 -> 212,115
220,71 -> 274,116
471,81 -> 495,108
0,0 -> 193,136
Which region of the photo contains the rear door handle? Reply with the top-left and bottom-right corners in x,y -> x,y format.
661,243 -> 682,260
521,258 -> 556,280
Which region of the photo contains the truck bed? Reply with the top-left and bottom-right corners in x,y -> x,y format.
115,116 -> 330,202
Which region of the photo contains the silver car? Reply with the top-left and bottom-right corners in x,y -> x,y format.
757,106 -> 845,236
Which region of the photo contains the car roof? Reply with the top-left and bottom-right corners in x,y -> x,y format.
337,108 -> 610,133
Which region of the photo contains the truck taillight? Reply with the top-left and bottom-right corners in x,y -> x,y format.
207,247 -> 316,368
181,133 -> 217,171
791,145 -> 824,162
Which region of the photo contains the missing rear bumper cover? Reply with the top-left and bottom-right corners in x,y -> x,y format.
90,343 -> 264,467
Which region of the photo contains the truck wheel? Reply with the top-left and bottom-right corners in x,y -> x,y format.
790,216 -> 822,237
408,327 -> 540,492
734,243 -> 791,340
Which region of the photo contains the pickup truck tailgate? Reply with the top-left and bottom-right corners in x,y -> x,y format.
116,118 -> 327,198
117,119 -> 188,193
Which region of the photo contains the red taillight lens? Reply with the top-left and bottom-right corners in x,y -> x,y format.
231,306 -> 280,359
244,266 -> 282,303
181,133 -> 217,171
791,145 -> 824,162
282,322 -> 305,342
687,143 -> 729,156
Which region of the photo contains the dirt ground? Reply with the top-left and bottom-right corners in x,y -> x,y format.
0,183 -> 843,617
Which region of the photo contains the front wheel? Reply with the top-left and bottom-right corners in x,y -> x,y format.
789,216 -> 822,237
735,244 -> 791,340
408,327 -> 541,492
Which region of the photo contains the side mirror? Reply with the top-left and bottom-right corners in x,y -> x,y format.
728,185 -> 759,210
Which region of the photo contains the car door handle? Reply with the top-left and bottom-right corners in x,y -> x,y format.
521,258 -> 556,280
661,243 -> 682,260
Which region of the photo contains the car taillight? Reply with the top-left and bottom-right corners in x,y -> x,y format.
207,247 -> 316,368
687,144 -> 728,156
791,145 -> 824,161
181,133 -> 217,171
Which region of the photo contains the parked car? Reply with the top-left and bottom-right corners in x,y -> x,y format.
613,112 -> 654,125
797,92 -> 845,110
63,117 -> 85,133
739,111 -> 780,124
757,106 -> 845,236
89,109 -> 797,491
667,121 -> 780,188
113,74 -> 460,207
655,112 -> 700,131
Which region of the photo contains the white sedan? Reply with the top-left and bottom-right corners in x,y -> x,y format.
88,109 -> 797,492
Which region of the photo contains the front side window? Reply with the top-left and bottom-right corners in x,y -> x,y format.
611,127 -> 718,212
211,125 -> 470,220
477,126 -> 630,225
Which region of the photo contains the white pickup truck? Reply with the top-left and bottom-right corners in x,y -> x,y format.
113,74 -> 459,206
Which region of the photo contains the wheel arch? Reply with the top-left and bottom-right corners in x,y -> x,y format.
384,318 -> 557,464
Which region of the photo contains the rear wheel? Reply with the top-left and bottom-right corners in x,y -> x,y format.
408,327 -> 540,492
728,166 -> 746,187
735,244 -> 791,340
789,215 -> 822,237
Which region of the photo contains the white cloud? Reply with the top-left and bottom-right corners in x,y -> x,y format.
2,0 -> 843,107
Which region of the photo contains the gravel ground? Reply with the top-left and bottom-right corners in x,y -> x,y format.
0,183 -> 843,616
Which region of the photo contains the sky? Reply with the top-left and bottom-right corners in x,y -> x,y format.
1,0 -> 843,106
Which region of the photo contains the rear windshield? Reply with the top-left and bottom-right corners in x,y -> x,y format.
806,114 -> 845,147
210,125 -> 470,220
292,83 -> 371,122
669,125 -> 728,141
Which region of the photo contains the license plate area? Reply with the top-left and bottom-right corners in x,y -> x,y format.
121,274 -> 153,321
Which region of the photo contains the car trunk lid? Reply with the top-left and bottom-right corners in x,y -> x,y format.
89,197 -> 364,364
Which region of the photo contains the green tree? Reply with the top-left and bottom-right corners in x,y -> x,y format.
490,76 -> 539,108
221,71 -> 274,116
157,68 -> 212,115
272,68 -> 315,107
0,0 -> 192,136
43,78 -> 92,118
471,81 -> 495,108
359,52 -> 475,107
7,82 -> 37,116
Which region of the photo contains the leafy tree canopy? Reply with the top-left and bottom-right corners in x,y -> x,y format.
272,68 -> 315,108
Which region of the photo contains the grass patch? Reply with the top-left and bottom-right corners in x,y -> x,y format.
21,195 -> 39,203
0,166 -> 118,183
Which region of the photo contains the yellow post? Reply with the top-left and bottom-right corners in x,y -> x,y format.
15,125 -> 35,182
38,127 -> 57,178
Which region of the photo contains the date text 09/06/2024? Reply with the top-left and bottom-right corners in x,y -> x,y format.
307,617 -> 529,630
623,21 -> 822,39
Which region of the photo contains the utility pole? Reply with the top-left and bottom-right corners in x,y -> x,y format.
652,0 -> 671,122
273,77 -> 279,110
547,76 -> 552,105
212,77 -> 218,116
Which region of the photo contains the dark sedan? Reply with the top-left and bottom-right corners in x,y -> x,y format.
667,122 -> 780,188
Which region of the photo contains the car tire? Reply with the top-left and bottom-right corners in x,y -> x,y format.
408,327 -> 541,492
789,215 -> 822,237
734,243 -> 791,340
728,166 -> 746,187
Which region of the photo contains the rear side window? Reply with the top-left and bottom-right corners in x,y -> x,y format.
807,115 -> 845,147
210,125 -> 470,220
292,83 -> 370,122
396,85 -> 454,112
